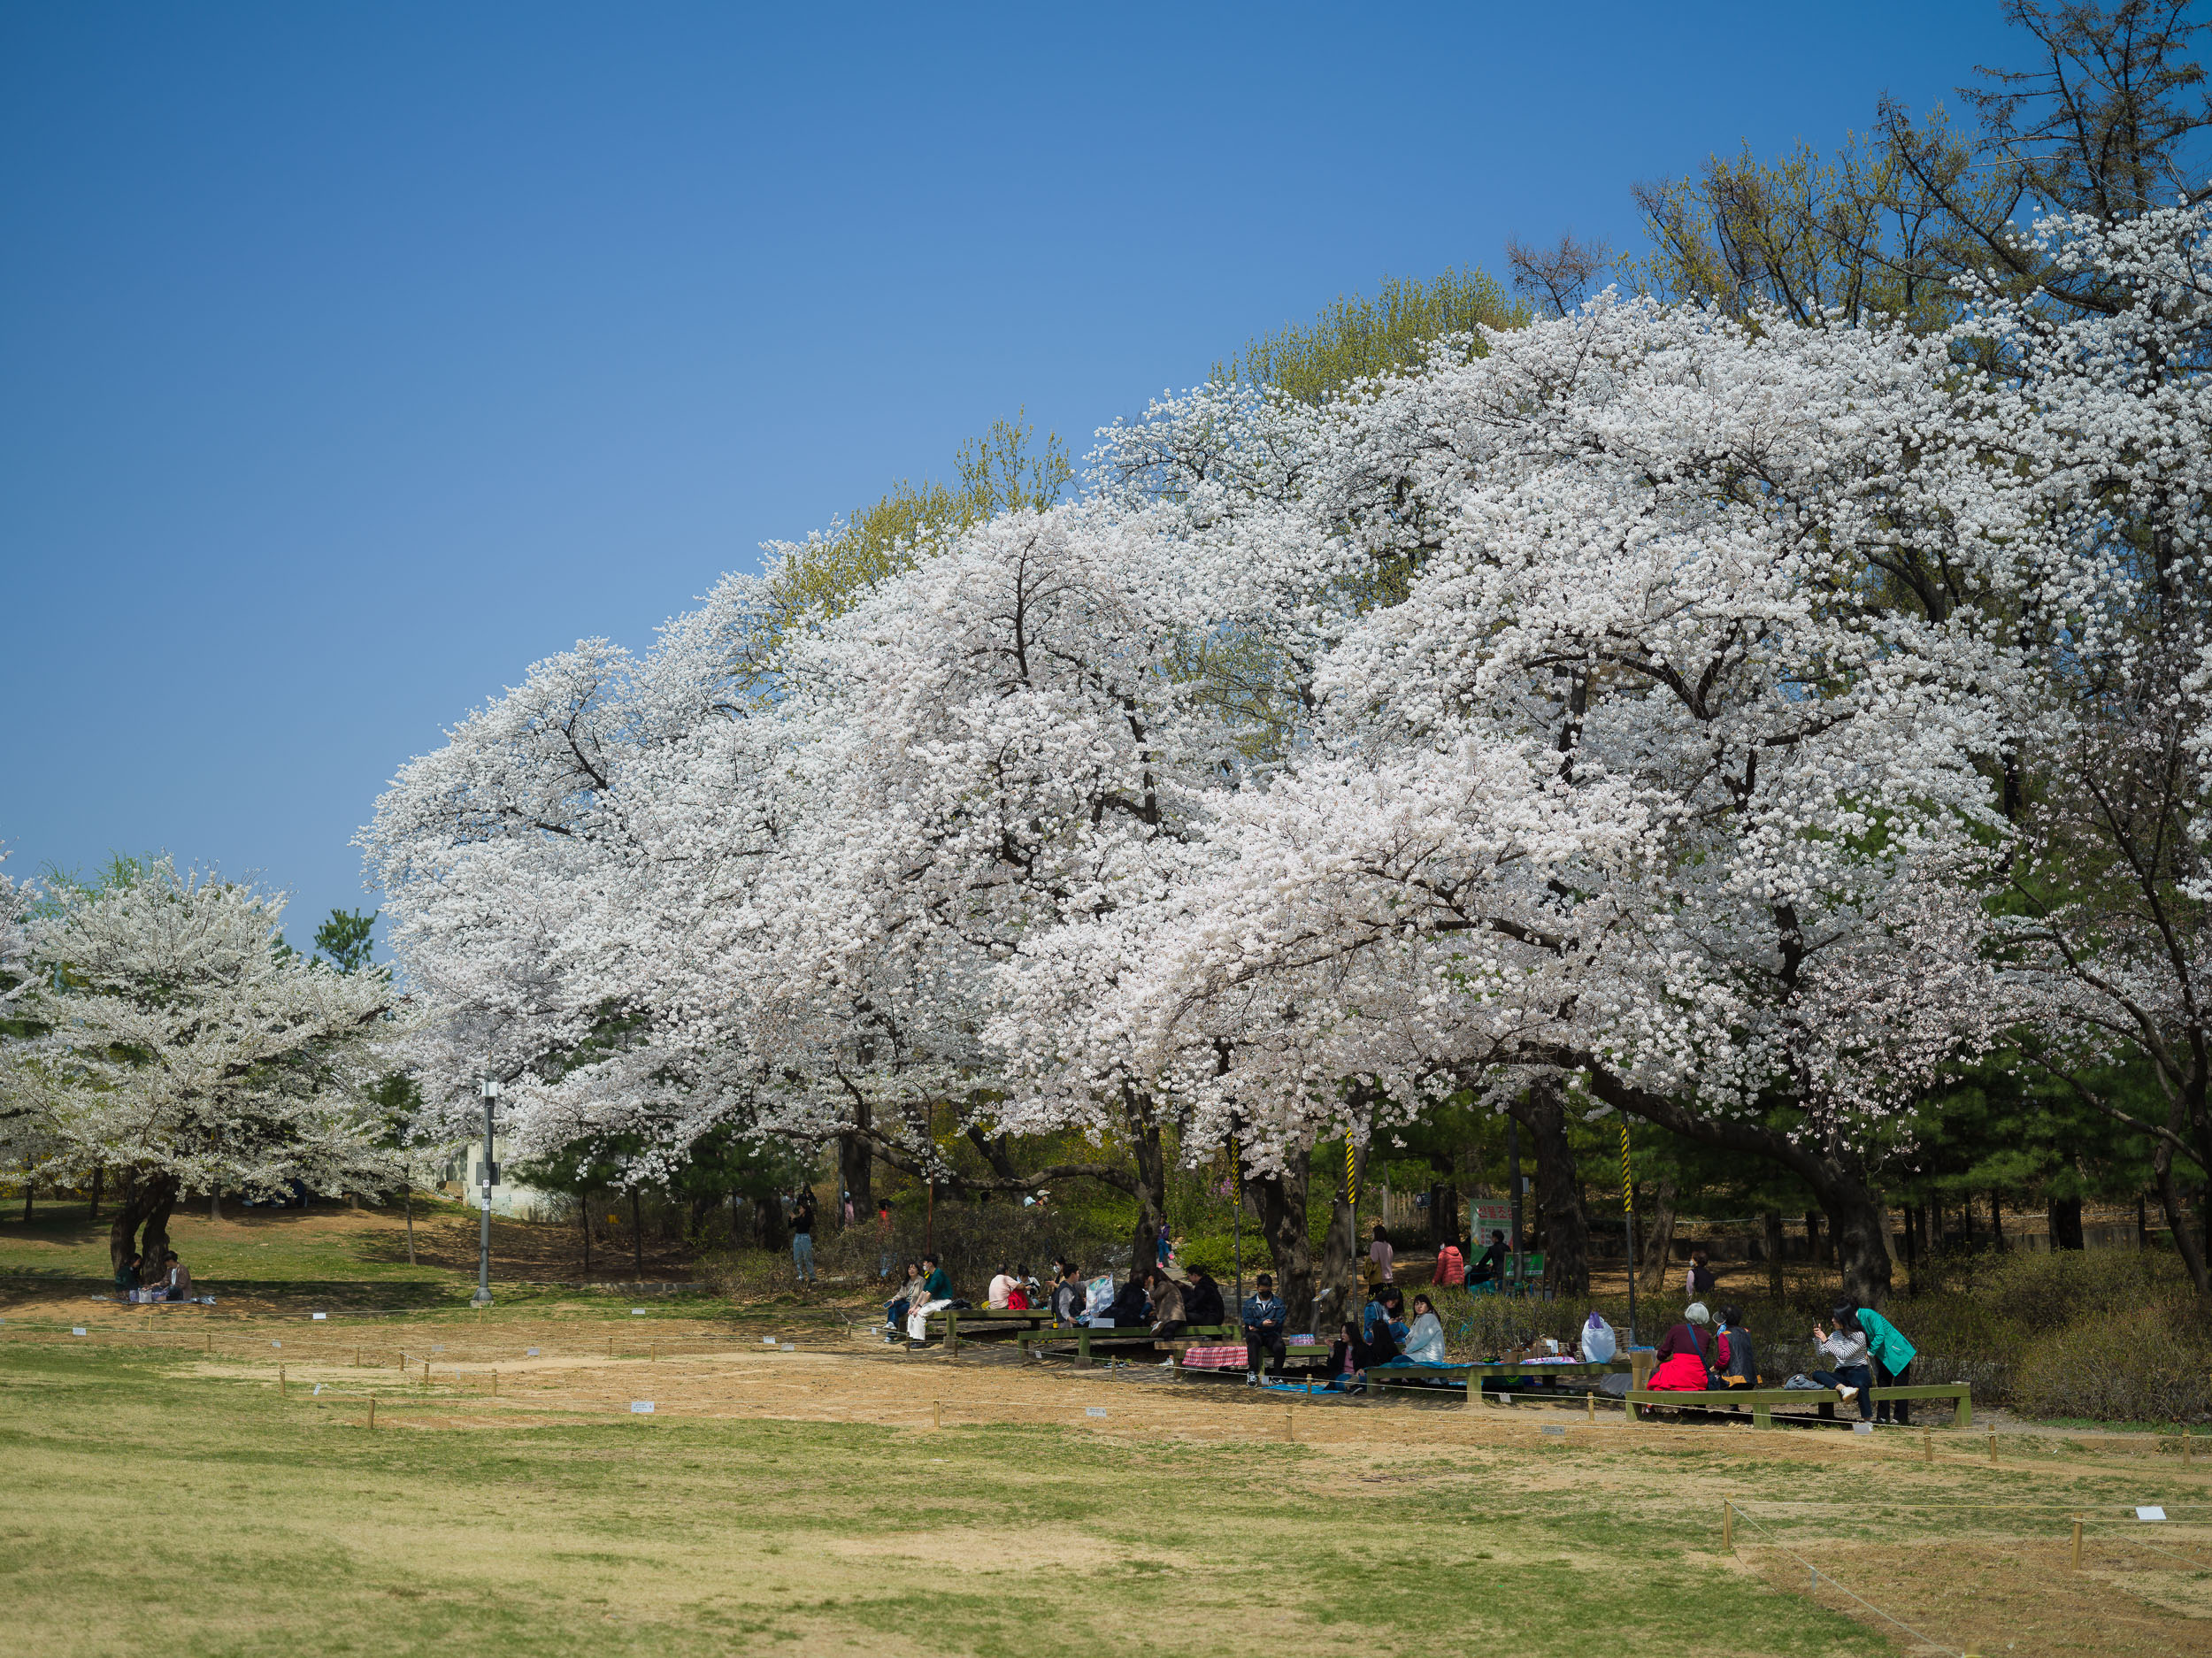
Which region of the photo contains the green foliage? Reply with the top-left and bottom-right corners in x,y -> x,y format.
770,409 -> 1071,622
1212,267 -> 1527,402
311,908 -> 378,973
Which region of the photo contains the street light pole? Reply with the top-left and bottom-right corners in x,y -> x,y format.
472,1077 -> 497,1309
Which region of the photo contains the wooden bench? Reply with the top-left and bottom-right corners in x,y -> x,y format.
1018,1324 -> 1245,1365
1626,1382 -> 1970,1428
916,1309 -> 1055,1354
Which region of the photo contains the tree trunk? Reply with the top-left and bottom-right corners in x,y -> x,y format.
1316,1137 -> 1369,1333
1764,1209 -> 1786,1299
20,1167 -> 32,1223
631,1189 -> 644,1279
1805,1209 -> 1824,1265
209,1187 -> 221,1221
838,1132 -> 872,1231
1990,1189 -> 2007,1253
1241,1145 -> 1314,1334
1426,1180 -> 1459,1252
108,1169 -> 180,1278
1513,1078 -> 1590,1297
2154,1146 -> 2212,1298
1824,1191 -> 1898,1308
580,1186 -> 593,1272
1639,1183 -> 1677,1293
88,1166 -> 102,1223
405,1182 -> 416,1266
2048,1194 -> 2085,1251
1128,1117 -> 1168,1264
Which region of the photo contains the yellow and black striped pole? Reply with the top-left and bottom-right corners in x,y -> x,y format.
1622,1116 -> 1639,1344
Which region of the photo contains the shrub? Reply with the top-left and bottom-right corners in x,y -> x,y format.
2011,1305 -> 2212,1424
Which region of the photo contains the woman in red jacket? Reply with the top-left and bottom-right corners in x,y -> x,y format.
1647,1302 -> 1716,1391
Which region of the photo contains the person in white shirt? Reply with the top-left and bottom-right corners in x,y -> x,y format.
987,1265 -> 1018,1309
1402,1293 -> 1448,1363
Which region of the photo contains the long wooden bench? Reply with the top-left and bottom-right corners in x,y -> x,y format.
1018,1323 -> 1246,1365
1626,1382 -> 1971,1428
914,1309 -> 1056,1354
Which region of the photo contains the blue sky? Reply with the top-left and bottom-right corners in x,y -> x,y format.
1,3 -> 2018,953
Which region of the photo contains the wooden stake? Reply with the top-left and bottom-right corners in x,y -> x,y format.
2071,1518 -> 2083,1570
649,1341 -> 656,1362
279,1366 -> 287,1396
422,1359 -> 429,1387
1987,1429 -> 1997,1464
355,1346 -> 361,1368
1586,1392 -> 1594,1424
1286,1409 -> 1294,1443
491,1370 -> 497,1397
2186,1426 -> 2193,1467
1723,1500 -> 1733,1551
932,1399 -> 941,1430
367,1394 -> 376,1431
1922,1427 -> 1932,1463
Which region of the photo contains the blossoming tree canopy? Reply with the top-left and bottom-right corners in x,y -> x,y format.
20,859 -> 396,1271
364,200 -> 2212,1310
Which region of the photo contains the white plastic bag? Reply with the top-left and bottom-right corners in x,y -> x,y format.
1580,1313 -> 1618,1364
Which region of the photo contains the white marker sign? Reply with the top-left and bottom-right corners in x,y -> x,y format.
2138,1506 -> 2169,1522
526,1347 -> 540,1357
1086,1408 -> 1107,1417
312,1312 -> 326,1321
72,1327 -> 86,1337
631,1401 -> 655,1414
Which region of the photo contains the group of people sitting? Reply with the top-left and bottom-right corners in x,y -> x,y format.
879,1254 -> 1233,1347
1425,1228 -> 1514,1291
113,1249 -> 190,1302
1645,1298 -> 1919,1424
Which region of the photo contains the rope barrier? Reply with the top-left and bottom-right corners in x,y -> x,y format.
1725,1504 -> 1966,1657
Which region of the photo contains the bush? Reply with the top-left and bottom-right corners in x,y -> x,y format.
2012,1306 -> 2212,1424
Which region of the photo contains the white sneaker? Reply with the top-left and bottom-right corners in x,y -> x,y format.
1835,1385 -> 1857,1402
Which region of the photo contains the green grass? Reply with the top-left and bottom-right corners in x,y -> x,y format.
0,1339 -> 1901,1658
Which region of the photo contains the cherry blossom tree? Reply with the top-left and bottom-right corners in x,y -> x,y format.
19,860 -> 396,1272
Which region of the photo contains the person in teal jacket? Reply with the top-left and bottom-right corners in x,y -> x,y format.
1857,1306 -> 1918,1424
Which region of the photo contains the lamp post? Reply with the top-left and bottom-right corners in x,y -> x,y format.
472,1077 -> 497,1309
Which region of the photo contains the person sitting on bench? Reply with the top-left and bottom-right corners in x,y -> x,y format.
1401,1293 -> 1448,1363
902,1255 -> 953,1344
1241,1274 -> 1286,1384
1110,1271 -> 1151,1328
1647,1301 -> 1715,1391
1713,1304 -> 1757,1386
1811,1305 -> 1873,1420
1147,1268 -> 1187,1339
1354,1287 -> 1406,1370
1183,1265 -> 1225,1327
1050,1263 -> 1085,1326
884,1261 -> 923,1332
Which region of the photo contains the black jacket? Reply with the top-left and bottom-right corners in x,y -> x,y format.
1110,1279 -> 1151,1327
1184,1277 -> 1225,1326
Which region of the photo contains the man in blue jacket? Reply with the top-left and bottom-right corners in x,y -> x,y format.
1241,1273 -> 1286,1385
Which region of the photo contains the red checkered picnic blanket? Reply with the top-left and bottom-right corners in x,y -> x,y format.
1181,1340 -> 1324,1370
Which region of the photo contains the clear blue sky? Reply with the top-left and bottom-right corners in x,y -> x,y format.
2,3 -> 2019,954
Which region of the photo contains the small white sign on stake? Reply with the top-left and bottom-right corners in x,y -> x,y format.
271,1340 -> 282,1349
631,1401 -> 655,1414
312,1312 -> 326,1321
761,1336 -> 777,1346
432,1343 -> 444,1353
780,1343 -> 795,1352
526,1347 -> 540,1357
1086,1407 -> 1108,1417
1541,1425 -> 1566,1437
632,1309 -> 647,1316
312,1384 -> 323,1396
71,1327 -> 86,1337
2138,1506 -> 2169,1522
1852,1422 -> 1873,1435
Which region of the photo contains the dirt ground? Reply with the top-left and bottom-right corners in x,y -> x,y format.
9,1286 -> 2209,1658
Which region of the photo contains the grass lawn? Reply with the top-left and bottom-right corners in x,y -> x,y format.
0,1336 -> 1910,1658
0,1197 -> 695,1304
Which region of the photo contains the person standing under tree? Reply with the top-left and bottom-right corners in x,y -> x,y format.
1368,1224 -> 1394,1285
790,1186 -> 818,1285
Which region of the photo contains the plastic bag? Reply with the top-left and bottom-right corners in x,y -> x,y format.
1580,1313 -> 1618,1364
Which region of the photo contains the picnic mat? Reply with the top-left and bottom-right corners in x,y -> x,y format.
1181,1341 -> 1325,1370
